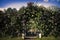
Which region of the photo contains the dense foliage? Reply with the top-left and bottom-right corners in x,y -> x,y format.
0,3 -> 60,37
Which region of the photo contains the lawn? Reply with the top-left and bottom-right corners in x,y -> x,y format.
35,36 -> 60,40
0,36 -> 60,40
0,36 -> 23,40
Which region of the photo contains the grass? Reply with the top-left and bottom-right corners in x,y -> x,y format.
35,36 -> 60,40
0,36 -> 60,40
0,36 -> 23,40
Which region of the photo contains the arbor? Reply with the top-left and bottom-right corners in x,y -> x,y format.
53,11 -> 60,37
0,2 -> 60,37
0,11 -> 5,37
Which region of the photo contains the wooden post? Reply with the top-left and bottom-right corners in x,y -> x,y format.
22,33 -> 25,39
39,33 -> 41,38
